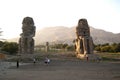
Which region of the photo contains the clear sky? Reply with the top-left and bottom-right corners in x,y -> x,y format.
0,0 -> 120,39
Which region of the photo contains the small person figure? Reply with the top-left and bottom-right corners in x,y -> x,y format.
33,58 -> 36,64
86,55 -> 89,61
16,60 -> 19,68
96,56 -> 101,62
44,57 -> 50,64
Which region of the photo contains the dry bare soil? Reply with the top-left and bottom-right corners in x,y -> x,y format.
0,52 -> 120,80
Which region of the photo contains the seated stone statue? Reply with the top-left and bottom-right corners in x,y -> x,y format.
75,19 -> 94,58
19,17 -> 36,54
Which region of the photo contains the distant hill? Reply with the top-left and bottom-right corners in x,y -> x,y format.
35,26 -> 75,45
8,26 -> 120,45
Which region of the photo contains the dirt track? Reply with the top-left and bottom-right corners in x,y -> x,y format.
0,59 -> 120,80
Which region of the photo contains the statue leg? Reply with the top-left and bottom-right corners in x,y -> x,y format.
27,38 -> 34,54
75,39 -> 79,55
89,37 -> 94,54
20,37 -> 24,54
83,38 -> 88,54
79,38 -> 84,54
21,37 -> 28,54
86,38 -> 90,54
31,38 -> 34,54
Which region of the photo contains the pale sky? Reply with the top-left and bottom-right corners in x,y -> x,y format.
0,0 -> 120,39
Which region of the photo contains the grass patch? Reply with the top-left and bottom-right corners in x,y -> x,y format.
96,52 -> 120,62
102,57 -> 120,61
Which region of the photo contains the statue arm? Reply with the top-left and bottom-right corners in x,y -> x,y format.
31,26 -> 36,37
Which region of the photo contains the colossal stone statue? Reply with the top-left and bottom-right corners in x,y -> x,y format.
75,19 -> 93,58
19,17 -> 36,54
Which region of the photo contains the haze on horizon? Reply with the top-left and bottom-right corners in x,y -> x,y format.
0,0 -> 120,39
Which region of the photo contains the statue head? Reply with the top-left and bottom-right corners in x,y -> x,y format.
78,18 -> 88,27
21,17 -> 36,37
22,17 -> 34,25
76,18 -> 90,37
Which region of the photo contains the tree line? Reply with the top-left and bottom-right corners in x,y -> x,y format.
0,40 -> 120,55
94,43 -> 120,53
51,43 -> 75,51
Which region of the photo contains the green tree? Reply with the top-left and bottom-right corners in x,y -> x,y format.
62,43 -> 68,49
0,28 -> 5,41
1,42 -> 18,55
94,44 -> 101,51
66,45 -> 75,51
111,43 -> 120,52
53,43 -> 68,49
0,41 -> 4,47
117,43 -> 120,52
101,46 -> 111,52
101,43 -> 109,46
95,46 -> 101,51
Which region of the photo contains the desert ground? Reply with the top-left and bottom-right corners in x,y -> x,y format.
0,52 -> 120,80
